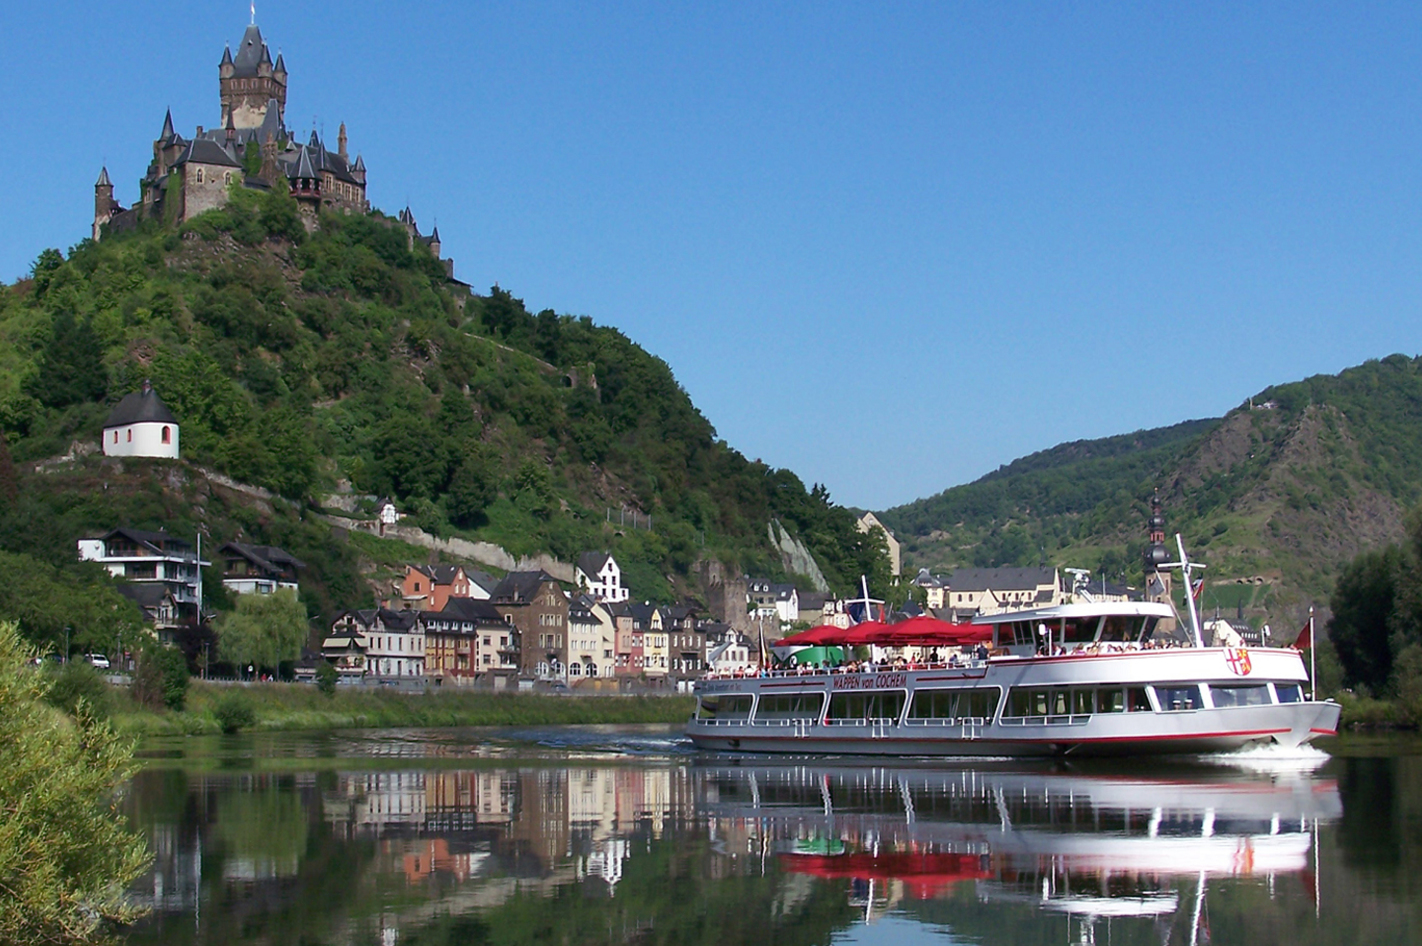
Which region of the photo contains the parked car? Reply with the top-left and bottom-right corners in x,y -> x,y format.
85,654 -> 111,669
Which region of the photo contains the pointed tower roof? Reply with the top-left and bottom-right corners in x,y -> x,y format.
232,24 -> 267,76
220,45 -> 234,67
353,154 -> 365,170
95,167 -> 112,188
308,129 -> 320,148
160,108 -> 175,140
274,52 -> 286,73
429,226 -> 441,242
294,146 -> 316,180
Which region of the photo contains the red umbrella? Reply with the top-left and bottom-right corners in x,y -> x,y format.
834,621 -> 893,647
775,624 -> 850,648
880,615 -> 992,647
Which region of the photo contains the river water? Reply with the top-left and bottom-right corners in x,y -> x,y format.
119,727 -> 1422,945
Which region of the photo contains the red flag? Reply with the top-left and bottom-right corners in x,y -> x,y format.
1292,621 -> 1312,651
1191,577 -> 1205,602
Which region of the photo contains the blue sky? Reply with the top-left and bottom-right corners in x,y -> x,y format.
4,3 -> 1421,511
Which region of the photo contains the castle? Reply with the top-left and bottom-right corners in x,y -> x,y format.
93,17 -> 441,260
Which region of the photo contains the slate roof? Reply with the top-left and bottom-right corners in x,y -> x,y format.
577,551 -> 613,576
101,527 -> 191,553
429,597 -> 503,625
947,567 -> 1057,593
171,138 -> 243,170
231,24 -> 271,77
465,569 -> 498,595
411,564 -> 465,585
220,542 -> 305,575
492,570 -> 557,603
116,583 -> 174,608
628,603 -> 657,626
96,167 -> 111,187
799,592 -> 829,612
104,386 -> 177,428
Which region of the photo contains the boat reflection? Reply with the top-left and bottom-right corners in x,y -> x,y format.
696,761 -> 1340,928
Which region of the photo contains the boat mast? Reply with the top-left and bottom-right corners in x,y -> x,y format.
1164,534 -> 1206,647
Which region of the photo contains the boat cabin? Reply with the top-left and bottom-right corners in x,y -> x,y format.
975,602 -> 1174,657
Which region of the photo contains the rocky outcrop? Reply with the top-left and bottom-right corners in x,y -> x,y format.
769,519 -> 830,593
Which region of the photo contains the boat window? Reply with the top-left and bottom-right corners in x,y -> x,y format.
1100,615 -> 1147,643
1274,683 -> 1303,703
754,693 -> 825,720
827,690 -> 906,721
696,694 -> 753,720
1210,684 -> 1271,707
1060,616 -> 1103,643
1094,686 -> 1151,713
1005,687 -> 1096,717
908,687 -> 1000,720
1153,684 -> 1203,711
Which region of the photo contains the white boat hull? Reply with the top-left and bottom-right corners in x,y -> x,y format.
686,647 -> 1341,757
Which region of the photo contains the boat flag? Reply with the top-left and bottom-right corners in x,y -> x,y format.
1291,620 -> 1312,651
1191,576 -> 1205,603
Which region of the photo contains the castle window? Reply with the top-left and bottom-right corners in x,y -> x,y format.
195,168 -> 204,184
225,172 -> 232,185
126,429 -> 132,443
161,426 -> 171,445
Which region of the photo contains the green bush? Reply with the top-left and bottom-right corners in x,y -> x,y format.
213,690 -> 257,734
315,660 -> 338,697
132,644 -> 189,712
43,661 -> 112,719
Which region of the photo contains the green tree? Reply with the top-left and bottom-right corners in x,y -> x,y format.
24,310 -> 107,409
1329,545 -> 1406,693
217,589 -> 309,674
446,444 -> 500,528
0,621 -> 149,943
132,642 -> 189,711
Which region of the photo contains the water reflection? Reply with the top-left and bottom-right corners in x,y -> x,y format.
120,732 -> 1409,946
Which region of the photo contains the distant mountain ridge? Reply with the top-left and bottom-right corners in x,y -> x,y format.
880,355 -> 1422,616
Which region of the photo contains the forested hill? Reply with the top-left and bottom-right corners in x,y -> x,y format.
880,355 -> 1422,608
0,188 -> 886,616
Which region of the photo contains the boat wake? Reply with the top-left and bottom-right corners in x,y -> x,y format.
1197,742 -> 1332,774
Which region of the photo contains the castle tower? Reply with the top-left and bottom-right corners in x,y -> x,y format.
93,167 -> 117,241
219,23 -> 287,130
337,122 -> 348,160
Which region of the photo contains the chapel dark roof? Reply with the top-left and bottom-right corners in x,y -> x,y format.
577,552 -> 612,576
104,384 -> 177,428
171,138 -> 243,170
220,542 -> 306,573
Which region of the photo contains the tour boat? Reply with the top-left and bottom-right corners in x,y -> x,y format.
685,599 -> 1341,757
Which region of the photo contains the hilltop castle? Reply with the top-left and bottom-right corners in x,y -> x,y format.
93,18 -> 441,262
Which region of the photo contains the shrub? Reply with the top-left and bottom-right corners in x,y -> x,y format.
43,660 -> 111,719
315,660 -> 338,697
132,644 -> 189,712
213,690 -> 257,734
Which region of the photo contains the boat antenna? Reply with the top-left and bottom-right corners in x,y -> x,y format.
1162,534 -> 1207,647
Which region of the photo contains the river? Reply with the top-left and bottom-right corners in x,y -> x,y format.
119,727 -> 1422,945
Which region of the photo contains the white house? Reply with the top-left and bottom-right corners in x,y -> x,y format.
575,552 -> 629,603
78,528 -> 208,632
329,608 -> 424,678
102,380 -> 179,459
567,594 -> 616,681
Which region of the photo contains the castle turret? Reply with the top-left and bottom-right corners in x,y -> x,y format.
337,122 -> 348,160
93,167 -> 117,241
1143,489 -> 1175,630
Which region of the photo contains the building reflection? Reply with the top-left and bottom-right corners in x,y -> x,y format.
125,754 -> 1342,945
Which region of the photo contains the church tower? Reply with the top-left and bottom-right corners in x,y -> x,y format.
1143,489 -> 1176,630
219,23 -> 287,130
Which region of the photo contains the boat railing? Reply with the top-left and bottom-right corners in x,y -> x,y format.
901,716 -> 991,727
998,714 -> 1092,727
701,660 -> 988,681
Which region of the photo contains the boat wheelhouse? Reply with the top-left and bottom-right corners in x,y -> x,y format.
686,600 -> 1340,756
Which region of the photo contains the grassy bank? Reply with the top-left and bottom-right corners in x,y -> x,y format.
111,681 -> 694,736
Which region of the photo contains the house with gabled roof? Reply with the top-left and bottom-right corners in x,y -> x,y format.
78,528 -> 209,635
421,597 -> 515,685
567,594 -> 615,681
492,570 -> 567,679
944,566 -> 1062,620
219,541 -> 304,596
575,552 -> 629,603
395,563 -> 489,611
